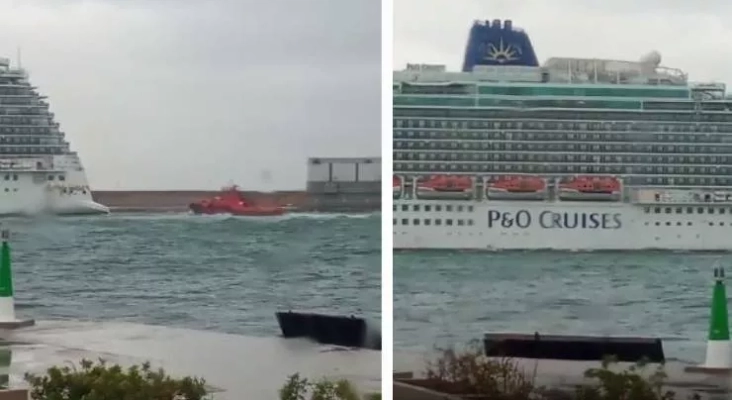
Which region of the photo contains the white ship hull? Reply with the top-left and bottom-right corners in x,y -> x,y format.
394,199 -> 732,251
0,158 -> 108,216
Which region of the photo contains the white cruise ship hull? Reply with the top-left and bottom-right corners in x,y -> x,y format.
394,200 -> 732,251
0,165 -> 108,216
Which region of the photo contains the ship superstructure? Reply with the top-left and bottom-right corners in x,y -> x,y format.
0,57 -> 108,215
393,19 -> 732,250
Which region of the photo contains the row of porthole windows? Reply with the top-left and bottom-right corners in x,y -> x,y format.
394,204 -> 475,212
394,218 -> 475,226
395,141 -> 732,154
0,128 -> 55,134
0,98 -> 45,106
646,221 -> 730,227
396,151 -> 732,163
0,137 -> 61,145
0,89 -> 32,96
0,117 -> 51,125
393,109 -> 732,123
647,207 -> 732,214
394,119 -> 732,133
0,147 -> 65,154
0,109 -> 46,116
394,130 -> 732,143
392,219 -> 730,228
395,162 -> 732,177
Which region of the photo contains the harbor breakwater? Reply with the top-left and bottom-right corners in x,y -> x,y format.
92,190 -> 380,213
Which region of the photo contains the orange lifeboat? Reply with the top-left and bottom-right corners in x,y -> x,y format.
189,185 -> 287,216
486,175 -> 547,200
393,176 -> 402,199
415,175 -> 473,200
558,176 -> 622,202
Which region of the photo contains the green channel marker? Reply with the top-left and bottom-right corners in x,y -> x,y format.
0,236 -> 12,298
709,270 -> 730,341
701,267 -> 732,369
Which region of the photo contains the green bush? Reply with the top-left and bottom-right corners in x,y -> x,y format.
420,342 -> 701,400
24,358 -> 208,400
279,373 -> 379,400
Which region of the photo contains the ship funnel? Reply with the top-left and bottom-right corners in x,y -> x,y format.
504,20 -> 513,30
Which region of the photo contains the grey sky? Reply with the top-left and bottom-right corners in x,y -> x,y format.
395,0 -> 732,87
0,0 -> 380,190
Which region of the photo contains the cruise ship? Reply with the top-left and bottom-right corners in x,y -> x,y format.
0,57 -> 108,215
393,19 -> 732,251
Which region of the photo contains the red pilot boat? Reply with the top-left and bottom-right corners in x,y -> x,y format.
189,185 -> 286,216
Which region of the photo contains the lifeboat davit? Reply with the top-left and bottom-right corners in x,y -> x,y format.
486,175 -> 547,200
189,185 -> 286,216
415,175 -> 473,200
393,176 -> 402,199
558,176 -> 622,202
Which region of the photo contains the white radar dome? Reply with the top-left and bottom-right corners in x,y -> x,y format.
640,50 -> 662,66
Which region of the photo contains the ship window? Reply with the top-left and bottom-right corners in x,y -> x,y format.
401,205 -> 408,211
710,222 -> 715,227
446,219 -> 453,226
698,207 -> 704,213
457,205 -> 464,212
412,205 -> 420,212
393,219 -> 397,225
687,207 -> 693,214
666,222 -> 671,226
424,219 -> 431,226
393,205 -> 397,212
654,207 -> 661,214
721,208 -> 726,214
401,219 -> 408,225
435,219 -> 442,225
2,175 -> 7,181
12,175 -> 17,181
677,222 -> 682,226
468,219 -> 474,226
665,207 -> 671,214
644,207 -> 650,214
708,208 -> 714,214
655,222 -> 660,226
467,205 -> 474,212
47,175 -> 54,181
425,205 -> 431,212
675,207 -> 682,214
446,205 -> 453,212
435,205 -> 442,212
688,222 -> 693,226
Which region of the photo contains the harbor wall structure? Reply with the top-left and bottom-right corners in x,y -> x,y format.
92,156 -> 381,213
305,157 -> 381,212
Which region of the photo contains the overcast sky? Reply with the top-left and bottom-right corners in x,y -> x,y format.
0,0 -> 380,190
395,0 -> 732,87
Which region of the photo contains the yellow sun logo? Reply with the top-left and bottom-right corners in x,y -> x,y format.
485,39 -> 522,63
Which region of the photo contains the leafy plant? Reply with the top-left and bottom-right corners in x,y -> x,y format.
423,340 -> 535,399
24,358 -> 208,400
573,357 -> 698,400
418,342 -> 702,400
279,373 -> 376,400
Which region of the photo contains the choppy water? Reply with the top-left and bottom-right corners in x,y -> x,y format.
394,251 -> 730,363
4,212 -> 381,334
